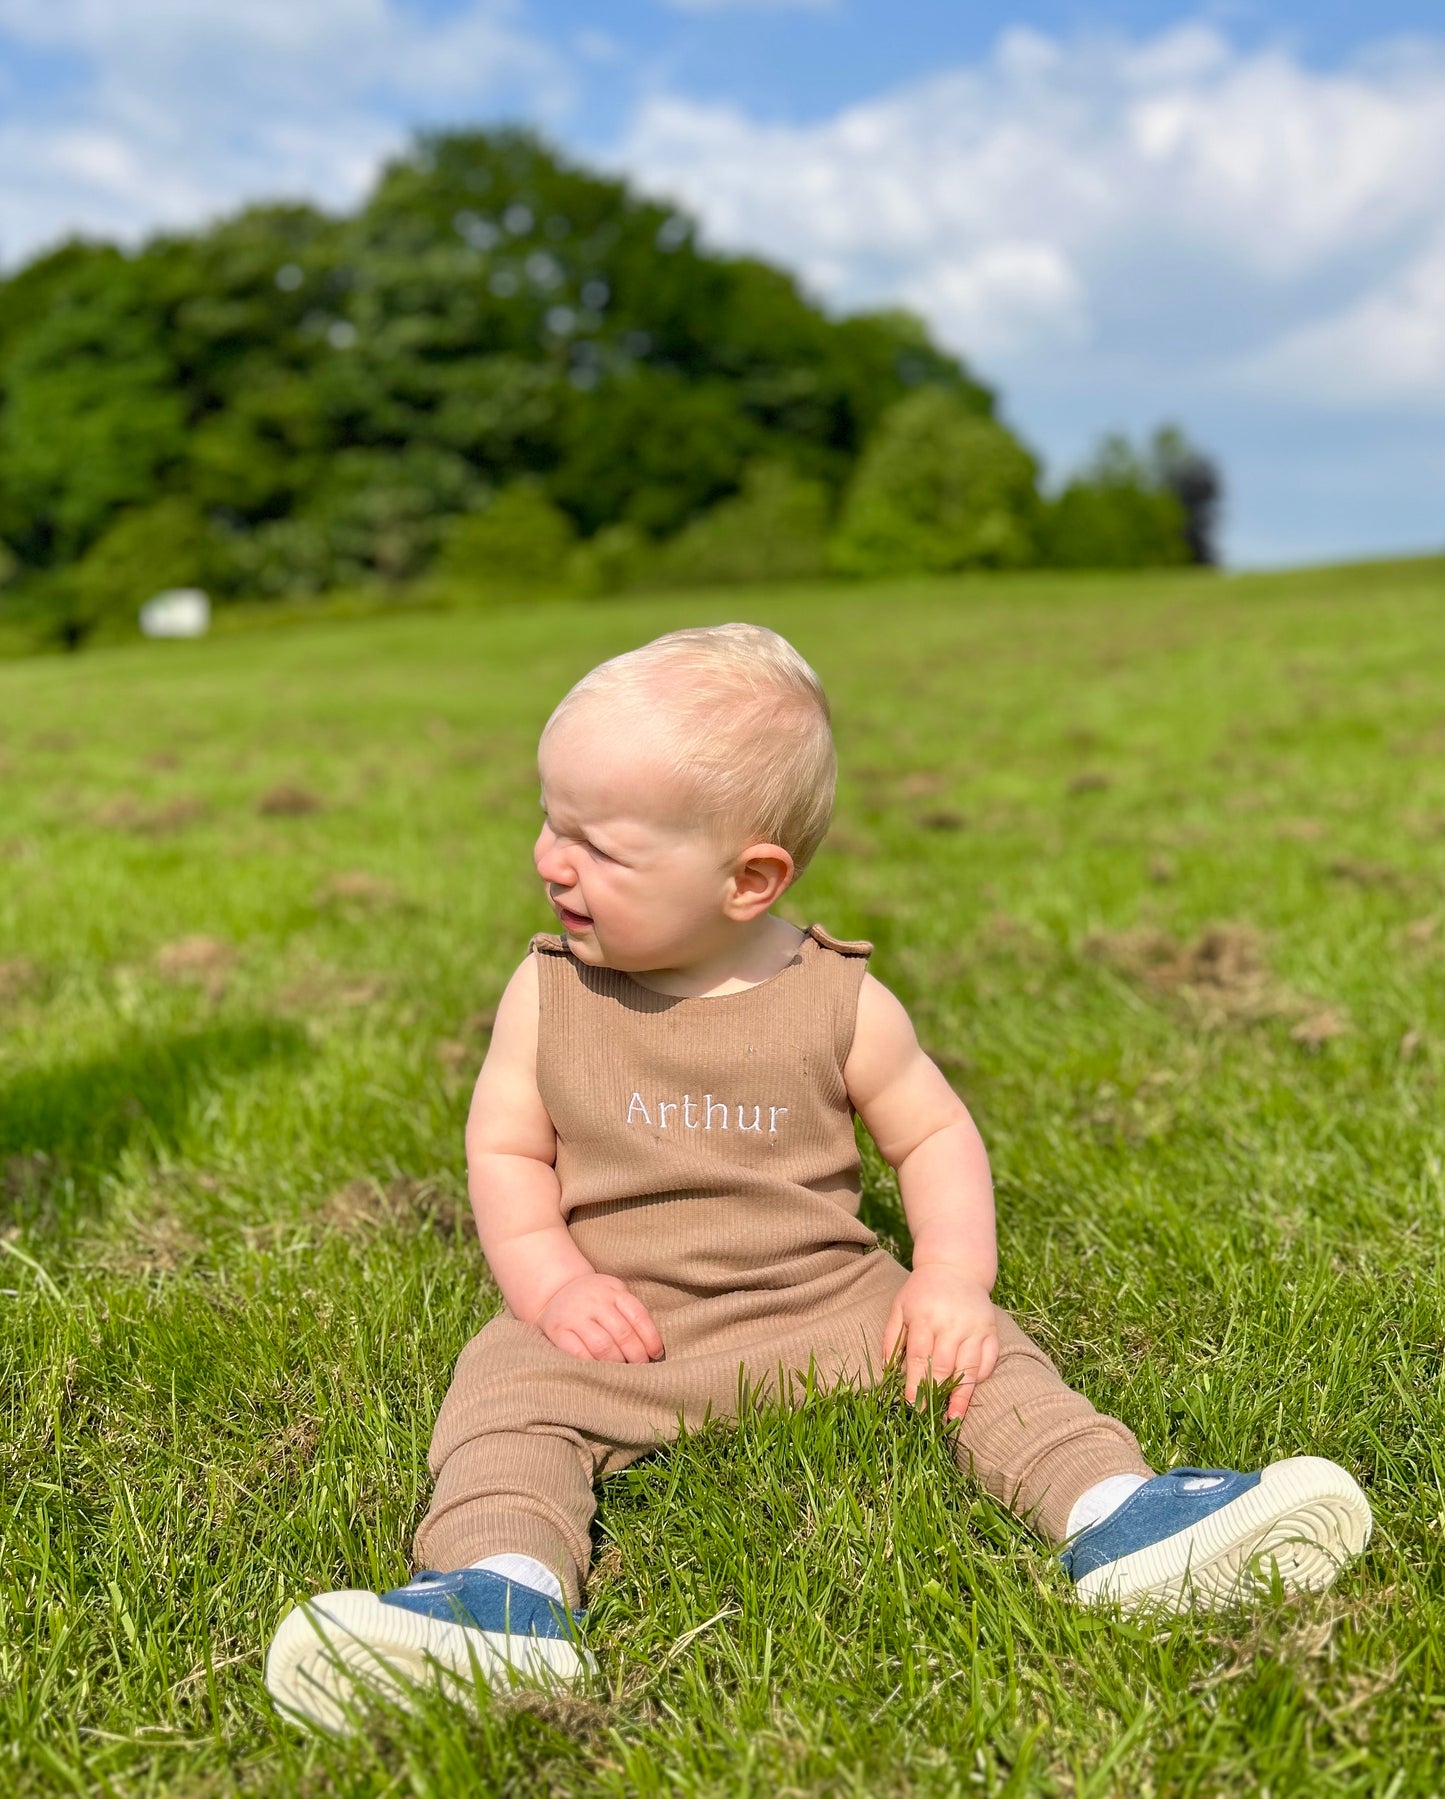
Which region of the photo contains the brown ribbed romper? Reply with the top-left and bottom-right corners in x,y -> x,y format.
415,923 -> 1150,1604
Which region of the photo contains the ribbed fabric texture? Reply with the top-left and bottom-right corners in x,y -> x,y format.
414,921 -> 1151,1603
537,922 -> 881,1321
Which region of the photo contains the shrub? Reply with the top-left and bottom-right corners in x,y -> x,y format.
1041,434 -> 1191,570
433,483 -> 578,600
829,388 -> 1040,577
569,523 -> 651,598
57,498 -> 214,648
647,462 -> 830,587
304,445 -> 482,586
215,516 -> 335,600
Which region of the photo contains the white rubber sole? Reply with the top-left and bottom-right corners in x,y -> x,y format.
1073,1456 -> 1373,1613
264,1590 -> 595,1734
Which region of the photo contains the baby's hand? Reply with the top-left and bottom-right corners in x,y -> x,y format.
884,1267 -> 999,1422
535,1272 -> 665,1365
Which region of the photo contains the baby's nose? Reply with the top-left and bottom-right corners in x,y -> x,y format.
534,835 -> 573,884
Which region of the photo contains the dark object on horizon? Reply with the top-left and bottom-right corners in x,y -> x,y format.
1152,425 -> 1223,566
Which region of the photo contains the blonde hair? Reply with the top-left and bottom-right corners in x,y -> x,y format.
542,623 -> 836,879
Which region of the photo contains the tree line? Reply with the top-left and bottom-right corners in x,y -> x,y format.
0,128 -> 1221,647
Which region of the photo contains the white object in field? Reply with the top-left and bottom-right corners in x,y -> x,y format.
139,589 -> 211,638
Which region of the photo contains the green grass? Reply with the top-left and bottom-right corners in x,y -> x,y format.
2,558 -> 1443,1796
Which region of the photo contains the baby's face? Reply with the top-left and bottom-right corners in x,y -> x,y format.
534,710 -> 741,973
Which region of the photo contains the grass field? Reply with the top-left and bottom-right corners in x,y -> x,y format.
2,559 -> 1443,1796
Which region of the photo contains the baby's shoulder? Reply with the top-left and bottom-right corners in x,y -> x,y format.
493,949 -> 541,1031
848,967 -> 918,1049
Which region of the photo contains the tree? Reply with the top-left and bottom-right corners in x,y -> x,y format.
551,370 -> 763,539
1151,425 -> 1223,565
0,123 -> 1213,634
829,388 -> 1041,577
0,259 -> 188,565
295,444 -> 483,588
0,239 -> 118,370
1040,433 -> 1191,569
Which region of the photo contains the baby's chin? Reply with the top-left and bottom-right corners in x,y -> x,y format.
555,923 -> 606,959
559,933 -> 651,974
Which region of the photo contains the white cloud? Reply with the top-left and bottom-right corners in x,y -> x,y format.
0,0 -> 554,89
615,24 -> 1445,403
0,0 -> 567,265
1242,235 -> 1445,406
901,244 -> 1088,362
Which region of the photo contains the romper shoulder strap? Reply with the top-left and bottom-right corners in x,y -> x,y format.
528,923 -> 873,963
528,931 -> 570,957
805,921 -> 874,958
801,922 -> 873,1073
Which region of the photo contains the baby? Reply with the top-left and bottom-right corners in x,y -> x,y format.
266,622 -> 1372,1731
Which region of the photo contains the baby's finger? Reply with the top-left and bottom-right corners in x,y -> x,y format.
929,1331 -> 963,1389
882,1299 -> 904,1365
977,1332 -> 1000,1387
905,1328 -> 935,1404
602,1307 -> 653,1365
616,1292 -> 665,1359
944,1336 -> 986,1420
554,1326 -> 592,1361
945,1368 -> 979,1422
577,1316 -> 625,1362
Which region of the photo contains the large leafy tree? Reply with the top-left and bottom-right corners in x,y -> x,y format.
0,254 -> 189,564
0,124 -> 1212,638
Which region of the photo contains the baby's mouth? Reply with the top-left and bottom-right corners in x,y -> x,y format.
556,903 -> 592,931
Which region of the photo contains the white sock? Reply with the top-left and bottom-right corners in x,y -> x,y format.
466,1552 -> 565,1603
1067,1473 -> 1149,1538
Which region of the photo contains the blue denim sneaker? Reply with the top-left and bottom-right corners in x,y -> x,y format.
266,1568 -> 594,1733
1061,1457 -> 1372,1612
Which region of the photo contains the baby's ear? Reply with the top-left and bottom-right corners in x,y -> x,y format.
728,841 -> 794,913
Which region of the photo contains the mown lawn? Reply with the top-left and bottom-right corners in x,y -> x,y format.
2,560 -> 1443,1796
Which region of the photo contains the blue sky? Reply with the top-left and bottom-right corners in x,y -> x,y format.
526,1 -> 1445,138
2,1 -> 1443,567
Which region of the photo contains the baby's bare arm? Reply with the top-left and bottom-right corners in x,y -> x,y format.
844,972 -> 997,1282
466,956 -> 663,1362
465,956 -> 590,1318
844,972 -> 999,1417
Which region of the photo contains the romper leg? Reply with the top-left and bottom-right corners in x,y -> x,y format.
730,1252 -> 1158,1547
413,1303 -> 712,1610
794,1257 -> 1153,1545
949,1307 -> 1154,1544
413,1310 -> 618,1610
414,1428 -> 596,1608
